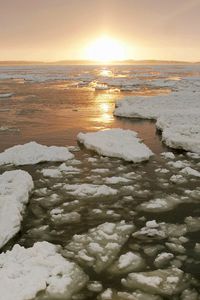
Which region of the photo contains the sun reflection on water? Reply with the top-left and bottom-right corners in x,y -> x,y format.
99,69 -> 113,77
93,94 -> 116,126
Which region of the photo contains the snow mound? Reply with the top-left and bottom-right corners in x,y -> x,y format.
0,241 -> 88,300
0,170 -> 33,249
77,129 -> 153,163
0,142 -> 74,166
122,268 -> 191,296
65,221 -> 134,273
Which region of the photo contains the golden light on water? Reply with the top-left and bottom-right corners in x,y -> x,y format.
99,69 -> 113,77
100,103 -> 110,113
85,36 -> 127,62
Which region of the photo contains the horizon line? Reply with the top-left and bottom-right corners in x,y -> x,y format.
0,59 -> 199,65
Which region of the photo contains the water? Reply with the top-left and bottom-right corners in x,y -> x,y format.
0,65 -> 200,299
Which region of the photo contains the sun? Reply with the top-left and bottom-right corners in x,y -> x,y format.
85,36 -> 126,63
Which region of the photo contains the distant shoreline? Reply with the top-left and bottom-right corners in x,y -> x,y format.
0,60 -> 199,66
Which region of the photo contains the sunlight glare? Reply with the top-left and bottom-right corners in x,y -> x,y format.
85,36 -> 126,62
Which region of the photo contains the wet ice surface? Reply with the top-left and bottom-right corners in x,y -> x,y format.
0,64 -> 200,299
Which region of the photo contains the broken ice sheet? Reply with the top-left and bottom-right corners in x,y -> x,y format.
64,221 -> 134,273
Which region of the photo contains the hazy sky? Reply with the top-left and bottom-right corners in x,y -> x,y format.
0,0 -> 200,61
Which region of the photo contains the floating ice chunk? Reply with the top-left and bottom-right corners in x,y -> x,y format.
186,152 -> 200,159
92,168 -> 110,174
154,252 -> 174,268
161,152 -> 175,159
107,251 -> 145,275
0,142 -> 74,166
66,221 -> 134,273
137,195 -> 180,213
167,160 -> 190,169
0,241 -> 88,300
170,175 -> 187,184
181,289 -> 199,300
99,288 -> 113,300
155,168 -> 170,174
87,281 -> 103,292
58,164 -> 80,173
143,245 -> 164,257
41,168 -> 62,178
133,221 -> 187,241
0,126 -> 20,132
0,93 -> 13,98
0,170 -> 33,249
104,176 -> 131,184
114,92 -> 200,153
63,183 -> 117,198
51,210 -> 81,224
77,129 -> 153,163
165,242 -> 186,254
122,268 -> 191,296
180,167 -> 200,178
185,216 -> 200,232
41,164 -> 80,178
157,114 -> 200,154
116,290 -> 163,300
98,289 -> 162,300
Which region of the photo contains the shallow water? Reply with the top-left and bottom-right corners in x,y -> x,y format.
0,65 -> 200,299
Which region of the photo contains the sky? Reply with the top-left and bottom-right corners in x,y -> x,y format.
0,0 -> 200,62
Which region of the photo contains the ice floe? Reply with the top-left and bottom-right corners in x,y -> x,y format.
133,220 -> 187,241
180,167 -> 200,177
41,164 -> 80,178
77,129 -> 153,163
122,267 -> 191,296
107,251 -> 145,275
0,241 -> 88,300
0,142 -> 74,166
0,170 -> 33,249
137,195 -> 181,213
65,221 -> 134,272
114,91 -> 200,153
0,93 -> 13,98
98,289 -> 162,300
63,183 -> 117,198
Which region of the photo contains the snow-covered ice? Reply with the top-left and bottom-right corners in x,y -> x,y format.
0,170 -> 33,249
0,241 -> 88,300
114,91 -> 200,153
63,183 -> 117,198
65,221 -> 134,272
107,251 -> 145,275
77,129 -> 153,163
0,142 -> 74,166
122,268 -> 191,296
137,195 -> 181,213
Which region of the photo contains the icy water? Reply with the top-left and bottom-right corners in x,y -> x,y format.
0,65 -> 200,300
